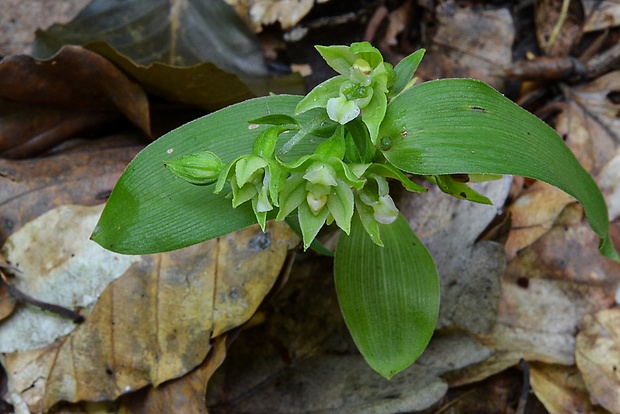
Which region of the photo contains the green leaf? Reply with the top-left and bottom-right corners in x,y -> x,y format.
380,78 -> 619,260
335,214 -> 439,379
91,95 -> 305,254
391,48 -> 425,98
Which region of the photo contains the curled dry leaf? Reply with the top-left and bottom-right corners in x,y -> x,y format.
598,151 -> 620,222
2,219 -> 297,412
0,46 -> 151,158
576,308 -> 620,414
529,362 -> 609,414
535,0 -> 584,57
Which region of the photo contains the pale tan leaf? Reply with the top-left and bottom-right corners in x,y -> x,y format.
3,220 -> 297,412
529,363 -> 609,414
576,308 -> 620,414
504,181 -> 576,259
598,151 -> 620,222
0,204 -> 140,352
583,0 -> 620,32
224,0 -> 329,31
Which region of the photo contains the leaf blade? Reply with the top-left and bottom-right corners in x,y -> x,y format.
380,79 -> 619,260
335,214 -> 439,379
91,95 -> 304,254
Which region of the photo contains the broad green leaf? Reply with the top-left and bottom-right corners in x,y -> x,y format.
335,214 -> 439,379
380,79 -> 619,260
92,95 -> 309,254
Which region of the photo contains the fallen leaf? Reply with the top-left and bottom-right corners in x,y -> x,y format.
2,220 -> 298,412
400,177 -> 512,334
0,46 -> 151,158
33,0 -> 268,78
0,144 -> 140,244
576,308 -> 620,414
599,151 -> 620,222
0,205 -> 140,352
583,0 -> 620,32
207,255 -> 493,413
419,4 -> 514,89
504,181 -> 576,259
529,362 -> 608,414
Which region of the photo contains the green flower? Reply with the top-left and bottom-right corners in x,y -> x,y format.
214,126 -> 287,230
295,42 -> 394,144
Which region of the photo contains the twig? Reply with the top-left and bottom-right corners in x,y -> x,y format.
516,358 -> 530,414
545,0 -> 571,53
0,270 -> 85,324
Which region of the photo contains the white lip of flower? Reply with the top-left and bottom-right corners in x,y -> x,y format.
373,195 -> 399,224
255,171 -> 272,212
326,96 -> 360,125
306,191 -> 328,214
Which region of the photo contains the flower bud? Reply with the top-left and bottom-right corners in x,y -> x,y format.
164,151 -> 224,185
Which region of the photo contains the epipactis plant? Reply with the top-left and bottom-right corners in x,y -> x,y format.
93,42 -> 619,379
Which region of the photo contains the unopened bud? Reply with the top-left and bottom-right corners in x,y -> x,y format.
164,151 -> 224,185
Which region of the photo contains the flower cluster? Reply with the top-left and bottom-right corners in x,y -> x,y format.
165,42 -> 488,249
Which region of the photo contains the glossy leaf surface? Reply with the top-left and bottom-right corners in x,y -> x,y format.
380,78 -> 619,260
335,214 -> 439,379
92,95 -> 307,254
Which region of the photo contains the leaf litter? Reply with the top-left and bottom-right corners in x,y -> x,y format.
2,0 -> 620,412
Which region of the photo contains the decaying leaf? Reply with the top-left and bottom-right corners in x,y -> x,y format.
535,0 -> 584,56
0,144 -> 140,244
599,151 -> 620,222
0,205 -> 140,352
504,181 -> 576,259
576,308 -> 620,414
583,0 -> 620,32
2,218 -> 298,412
419,4 -> 513,89
529,362 -> 609,414
208,256 -> 492,413
400,177 -> 512,334
33,0 -> 268,79
0,46 -> 151,158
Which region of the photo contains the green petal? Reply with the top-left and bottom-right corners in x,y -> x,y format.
362,88 -> 387,145
327,179 -> 355,234
276,173 -> 307,220
295,76 -> 346,116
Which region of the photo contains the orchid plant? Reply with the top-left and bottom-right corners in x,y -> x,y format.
92,42 -> 619,379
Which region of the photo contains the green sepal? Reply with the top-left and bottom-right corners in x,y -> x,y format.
354,198 -> 383,246
344,118 -> 375,164
276,173 -> 307,220
427,175 -> 493,204
366,163 -> 427,193
163,151 -> 224,186
327,179 -> 355,235
298,202 -> 329,250
349,42 -> 383,70
362,88 -> 387,145
315,45 -> 357,76
252,126 -> 287,158
315,125 -> 346,160
284,215 -> 334,256
235,155 -> 267,187
335,213 -> 439,379
295,76 -> 346,116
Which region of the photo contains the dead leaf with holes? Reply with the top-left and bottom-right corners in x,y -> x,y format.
1,208 -> 298,412
576,308 -> 620,414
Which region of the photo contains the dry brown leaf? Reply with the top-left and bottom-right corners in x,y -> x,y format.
529,362 -> 609,414
0,46 -> 151,158
583,0 -> 620,32
599,151 -> 620,222
419,4 -> 513,89
559,70 -> 620,177
0,144 -> 140,245
3,221 -> 297,412
504,181 -> 576,259
576,308 -> 620,414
